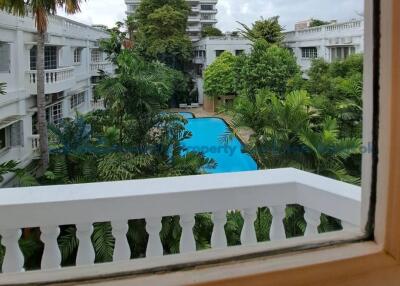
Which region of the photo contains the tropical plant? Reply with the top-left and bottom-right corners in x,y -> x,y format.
0,160 -> 18,183
234,40 -> 301,97
0,0 -> 83,174
204,51 -> 237,97
238,16 -> 284,44
309,18 -> 331,27
202,26 -> 223,37
134,0 -> 192,69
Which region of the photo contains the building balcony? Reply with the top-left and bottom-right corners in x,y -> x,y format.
193,56 -> 206,64
91,99 -> 105,111
0,168 -> 361,283
200,18 -> 218,24
29,135 -> 40,159
283,20 -> 364,43
188,15 -> 201,22
187,25 -> 202,32
25,67 -> 74,94
90,62 -> 114,76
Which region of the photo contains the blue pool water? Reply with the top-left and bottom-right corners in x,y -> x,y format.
181,117 -> 258,174
178,112 -> 194,119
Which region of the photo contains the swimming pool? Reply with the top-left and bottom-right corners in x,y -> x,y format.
181,116 -> 258,174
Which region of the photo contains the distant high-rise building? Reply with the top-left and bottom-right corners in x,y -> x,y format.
125,0 -> 218,42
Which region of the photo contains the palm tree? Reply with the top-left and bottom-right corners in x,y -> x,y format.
0,0 -> 83,174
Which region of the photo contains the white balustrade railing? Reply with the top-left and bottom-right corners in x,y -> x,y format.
26,67 -> 74,86
91,99 -> 105,111
29,135 -> 40,159
90,62 -> 112,74
283,20 -> 364,42
0,169 -> 361,274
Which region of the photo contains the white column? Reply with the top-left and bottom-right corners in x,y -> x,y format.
211,211 -> 227,249
240,208 -> 257,245
304,208 -> 321,236
179,214 -> 196,253
0,229 -> 24,273
76,223 -> 95,266
269,206 -> 286,241
111,220 -> 130,261
40,226 -> 61,269
145,217 -> 163,257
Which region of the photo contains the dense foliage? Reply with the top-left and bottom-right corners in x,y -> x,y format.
202,26 -> 223,37
239,16 -> 284,44
309,18 -> 331,27
133,0 -> 193,69
234,40 -> 301,97
204,51 -> 237,97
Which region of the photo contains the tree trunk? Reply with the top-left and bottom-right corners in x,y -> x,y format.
36,32 -> 49,174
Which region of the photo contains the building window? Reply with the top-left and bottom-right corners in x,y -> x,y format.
201,4 -> 214,10
201,14 -> 215,20
195,64 -> 203,77
331,46 -> 357,61
91,49 -> 102,63
46,102 -> 63,126
70,92 -> 85,109
30,46 -> 58,70
194,50 -> 206,58
0,127 -> 8,150
0,42 -> 10,73
74,48 -> 82,64
235,50 -> 245,56
215,50 -> 225,57
301,47 -> 318,59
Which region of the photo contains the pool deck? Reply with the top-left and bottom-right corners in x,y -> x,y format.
169,107 -> 254,144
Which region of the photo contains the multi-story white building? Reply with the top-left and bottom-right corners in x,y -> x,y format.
283,19 -> 364,71
192,35 -> 252,104
125,0 -> 218,42
0,11 -> 113,186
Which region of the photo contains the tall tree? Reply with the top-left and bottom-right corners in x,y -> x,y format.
309,18 -> 331,27
204,51 -> 237,97
202,26 -> 223,37
133,0 -> 192,70
234,40 -> 301,98
238,16 -> 284,45
0,0 -> 83,174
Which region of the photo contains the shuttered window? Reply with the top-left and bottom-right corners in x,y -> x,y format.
0,42 -> 10,73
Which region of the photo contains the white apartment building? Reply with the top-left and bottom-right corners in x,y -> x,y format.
0,11 -> 113,186
125,0 -> 218,42
283,19 -> 364,71
192,35 -> 252,104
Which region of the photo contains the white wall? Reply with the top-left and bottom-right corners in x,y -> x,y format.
0,11 -> 113,186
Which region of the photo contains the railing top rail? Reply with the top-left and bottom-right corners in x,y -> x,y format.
284,19 -> 364,35
26,67 -> 74,73
0,169 -> 361,228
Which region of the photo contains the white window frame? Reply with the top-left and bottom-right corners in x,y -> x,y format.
91,49 -> 103,63
46,102 -> 63,126
73,48 -> 82,65
0,42 -> 11,73
0,126 -> 10,152
301,47 -> 318,59
70,91 -> 86,109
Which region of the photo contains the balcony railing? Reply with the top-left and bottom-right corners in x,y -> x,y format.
25,67 -> 74,94
0,169 -> 361,277
90,62 -> 113,75
91,99 -> 105,111
283,20 -> 364,42
29,135 -> 40,159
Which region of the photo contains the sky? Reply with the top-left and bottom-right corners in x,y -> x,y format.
59,0 -> 364,32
